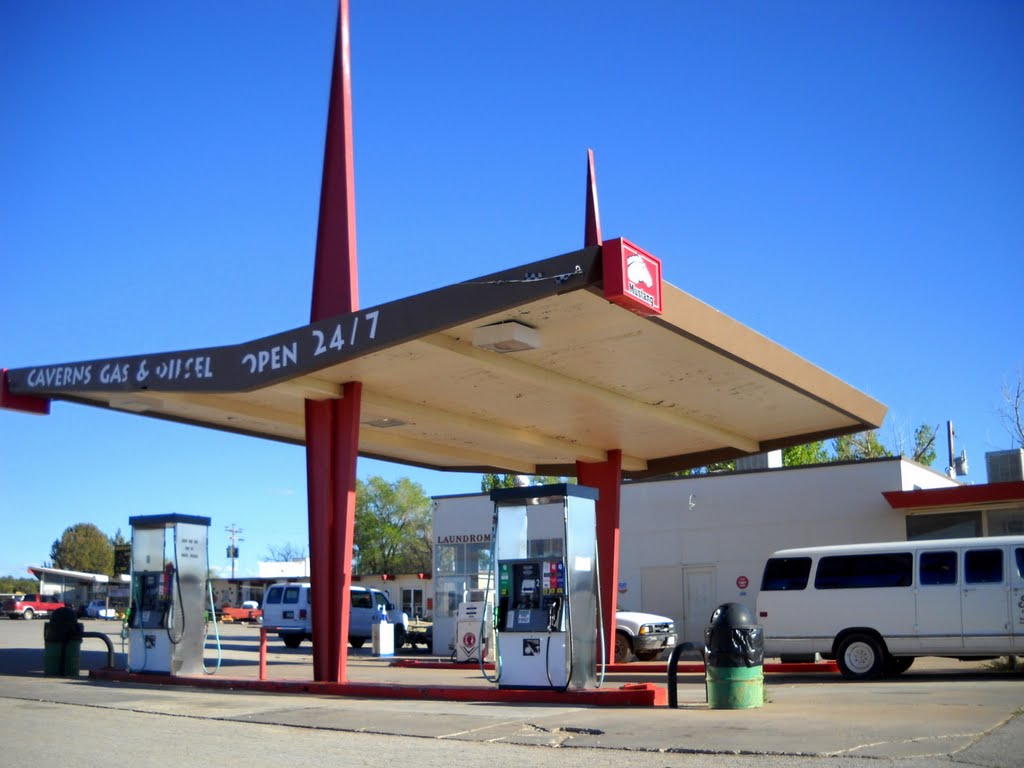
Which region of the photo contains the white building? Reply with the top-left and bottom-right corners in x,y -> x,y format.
431,457 -> 963,652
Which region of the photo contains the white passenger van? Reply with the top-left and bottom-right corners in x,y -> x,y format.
756,536 -> 1024,679
262,582 -> 409,649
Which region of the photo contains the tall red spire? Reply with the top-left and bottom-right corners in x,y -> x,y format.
310,0 -> 359,321
584,148 -> 602,248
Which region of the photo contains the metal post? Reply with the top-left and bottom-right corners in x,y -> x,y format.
259,626 -> 268,681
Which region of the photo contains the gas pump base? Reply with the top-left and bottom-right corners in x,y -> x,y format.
88,668 -> 667,706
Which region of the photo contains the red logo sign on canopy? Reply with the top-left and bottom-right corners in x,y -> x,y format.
602,238 -> 663,316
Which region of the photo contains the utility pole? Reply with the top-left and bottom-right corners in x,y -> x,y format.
225,524 -> 244,580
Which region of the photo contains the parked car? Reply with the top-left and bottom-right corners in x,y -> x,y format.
84,599 -> 117,619
614,609 -> 677,662
2,593 -> 65,620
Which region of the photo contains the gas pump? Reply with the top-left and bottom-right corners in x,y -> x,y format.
487,484 -> 603,690
455,589 -> 491,663
127,514 -> 211,675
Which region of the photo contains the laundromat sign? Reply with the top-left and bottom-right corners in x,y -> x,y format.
602,238 -> 663,317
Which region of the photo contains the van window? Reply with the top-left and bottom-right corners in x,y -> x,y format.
265,586 -> 284,605
761,557 -> 812,591
920,551 -> 957,585
351,591 -> 372,609
964,549 -> 1003,584
283,585 -> 302,604
1016,548 -> 1024,579
814,553 -> 912,589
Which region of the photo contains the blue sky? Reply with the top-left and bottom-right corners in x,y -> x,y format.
2,1 -> 1022,579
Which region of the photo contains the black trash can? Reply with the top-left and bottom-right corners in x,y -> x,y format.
703,602 -> 764,709
43,607 -> 84,676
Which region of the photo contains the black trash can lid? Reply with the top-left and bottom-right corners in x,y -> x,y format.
708,602 -> 755,629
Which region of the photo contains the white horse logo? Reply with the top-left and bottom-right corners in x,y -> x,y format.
626,253 -> 653,287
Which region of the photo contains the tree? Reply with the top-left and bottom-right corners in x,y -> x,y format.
0,576 -> 38,593
833,430 -> 891,461
672,460 -> 736,477
265,542 -> 308,562
49,523 -> 114,575
782,441 -> 829,466
480,473 -> 568,491
354,476 -> 432,575
998,368 -> 1024,447
910,424 -> 937,466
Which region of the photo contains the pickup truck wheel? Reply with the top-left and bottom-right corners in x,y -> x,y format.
394,626 -> 407,649
22,608 -> 34,620
614,631 -> 633,663
836,633 -> 884,680
282,635 -> 303,649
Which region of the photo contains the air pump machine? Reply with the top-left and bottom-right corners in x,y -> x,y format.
127,514 -> 211,675
488,484 -> 602,690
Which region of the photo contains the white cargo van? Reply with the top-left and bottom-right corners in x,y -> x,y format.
756,535 -> 1024,679
262,582 -> 409,649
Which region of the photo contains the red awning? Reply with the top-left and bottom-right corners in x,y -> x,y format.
883,482 -> 1024,510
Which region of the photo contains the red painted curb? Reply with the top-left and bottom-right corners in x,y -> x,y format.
88,669 -> 666,707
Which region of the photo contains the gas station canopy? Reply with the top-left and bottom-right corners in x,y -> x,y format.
4,244 -> 884,479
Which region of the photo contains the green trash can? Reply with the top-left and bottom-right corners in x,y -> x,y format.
43,607 -> 83,676
703,602 -> 764,709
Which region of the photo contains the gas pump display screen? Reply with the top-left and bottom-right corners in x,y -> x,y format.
498,559 -> 565,633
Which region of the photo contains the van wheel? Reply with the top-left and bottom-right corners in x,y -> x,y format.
394,626 -> 407,649
884,655 -> 914,676
614,632 -> 633,663
350,637 -> 364,649
837,634 -> 884,680
282,635 -> 303,649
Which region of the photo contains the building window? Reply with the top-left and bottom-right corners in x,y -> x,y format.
434,540 -> 492,619
402,587 -> 425,620
906,511 -> 981,540
988,508 -> 1024,536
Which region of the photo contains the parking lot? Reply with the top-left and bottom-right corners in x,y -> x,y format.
1,616 -> 1022,766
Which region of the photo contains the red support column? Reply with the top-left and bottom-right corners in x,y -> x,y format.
304,399 -> 336,682
329,381 -> 361,680
575,450 -> 621,665
305,0 -> 360,684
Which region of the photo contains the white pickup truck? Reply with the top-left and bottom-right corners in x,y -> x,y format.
614,609 -> 677,662
262,583 -> 409,649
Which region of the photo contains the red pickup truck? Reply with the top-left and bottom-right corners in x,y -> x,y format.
218,601 -> 262,623
2,593 -> 66,620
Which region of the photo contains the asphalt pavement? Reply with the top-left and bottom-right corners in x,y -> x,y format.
2,618 -> 1022,766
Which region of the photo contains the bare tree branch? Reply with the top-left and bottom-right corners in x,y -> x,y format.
997,368 -> 1024,448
